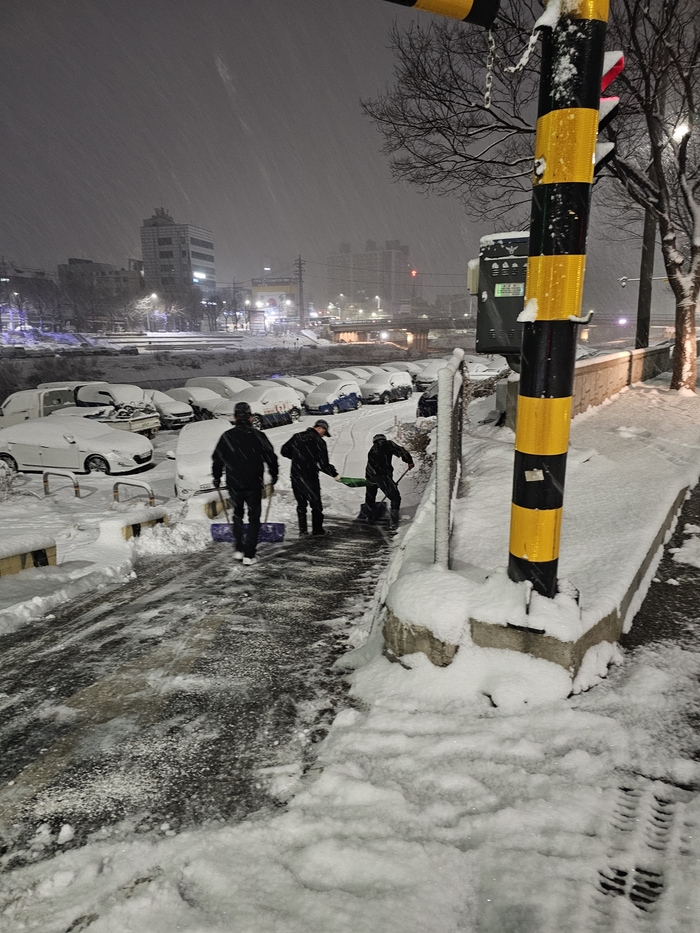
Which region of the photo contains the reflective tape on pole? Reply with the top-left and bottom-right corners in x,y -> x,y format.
383,0 -> 501,28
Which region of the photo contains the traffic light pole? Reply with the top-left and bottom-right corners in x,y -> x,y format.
507,0 -> 609,599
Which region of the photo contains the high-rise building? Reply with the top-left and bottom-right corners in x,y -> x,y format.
140,208 -> 216,296
326,240 -> 414,313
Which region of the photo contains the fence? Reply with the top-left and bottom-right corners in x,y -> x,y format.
434,348 -> 466,569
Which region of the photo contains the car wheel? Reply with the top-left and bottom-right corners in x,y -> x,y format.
0,453 -> 18,472
381,393 -> 391,405
290,407 -> 301,421
251,415 -> 263,431
85,455 -> 110,474
355,398 -> 363,409
332,404 -> 340,415
406,387 -> 413,397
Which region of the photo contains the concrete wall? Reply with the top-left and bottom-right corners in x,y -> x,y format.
506,343 -> 673,430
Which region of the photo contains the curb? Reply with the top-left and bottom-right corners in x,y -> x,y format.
118,507 -> 170,540
0,540 -> 57,578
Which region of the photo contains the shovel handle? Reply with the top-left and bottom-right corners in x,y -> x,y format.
379,466 -> 412,503
264,488 -> 274,524
216,486 -> 231,524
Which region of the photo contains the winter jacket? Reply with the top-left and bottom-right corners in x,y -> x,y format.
365,438 -> 413,482
212,422 -> 279,490
281,428 -> 338,479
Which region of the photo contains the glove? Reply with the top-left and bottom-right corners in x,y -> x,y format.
213,478 -> 221,489
263,483 -> 275,499
408,463 -> 415,470
334,474 -> 343,483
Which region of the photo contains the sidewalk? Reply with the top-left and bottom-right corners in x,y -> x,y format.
2,381 -> 700,932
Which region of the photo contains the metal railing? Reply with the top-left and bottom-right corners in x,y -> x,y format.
112,479 -> 156,507
434,349 -> 466,569
43,469 -> 81,498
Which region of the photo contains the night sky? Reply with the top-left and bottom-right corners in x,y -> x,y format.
0,0 -> 670,317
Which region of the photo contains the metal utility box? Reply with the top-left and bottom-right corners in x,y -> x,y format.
473,232 -> 529,360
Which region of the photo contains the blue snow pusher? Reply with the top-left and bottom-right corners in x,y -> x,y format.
211,488 -> 285,544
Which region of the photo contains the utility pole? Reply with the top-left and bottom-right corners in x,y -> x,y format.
296,255 -> 305,329
635,206 -> 656,348
507,1 -> 616,598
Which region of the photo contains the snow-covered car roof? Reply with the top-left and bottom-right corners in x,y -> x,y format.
167,387 -> 221,402
229,385 -> 299,406
305,379 -> 361,400
176,419 -> 230,457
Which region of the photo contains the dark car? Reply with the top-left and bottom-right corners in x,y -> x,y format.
417,380 -> 438,417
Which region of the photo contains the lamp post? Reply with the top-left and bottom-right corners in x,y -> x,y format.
148,293 -> 158,332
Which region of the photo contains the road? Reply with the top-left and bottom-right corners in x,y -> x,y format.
0,511 -> 392,872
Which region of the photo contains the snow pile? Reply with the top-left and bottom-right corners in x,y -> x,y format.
130,520 -> 212,556
0,532 -> 56,559
386,566 -> 472,644
671,522 -> 700,568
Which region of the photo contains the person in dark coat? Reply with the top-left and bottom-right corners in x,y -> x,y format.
281,419 -> 341,536
364,433 -> 414,529
212,401 -> 279,565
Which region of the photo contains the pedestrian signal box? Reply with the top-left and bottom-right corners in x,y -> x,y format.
469,231 -> 529,365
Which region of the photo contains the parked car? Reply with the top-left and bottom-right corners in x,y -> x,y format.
72,383 -> 161,437
312,369 -> 365,383
416,381 -> 439,417
303,379 -> 362,415
340,366 -> 376,381
0,418 -> 153,474
144,390 -> 194,429
271,377 -> 317,398
165,387 -> 236,421
171,418 -> 230,499
228,385 -> 301,429
414,360 -> 449,391
18,382 -> 160,436
250,379 -> 305,403
380,361 -> 424,376
185,376 -> 253,399
359,371 -> 413,404
0,387 -> 77,426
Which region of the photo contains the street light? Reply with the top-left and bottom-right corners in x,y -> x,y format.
673,122 -> 690,142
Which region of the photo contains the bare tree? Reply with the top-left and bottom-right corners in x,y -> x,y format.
605,0 -> 700,389
362,2 -> 541,223
363,0 -> 700,390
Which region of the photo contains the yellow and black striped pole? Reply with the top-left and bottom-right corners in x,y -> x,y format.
383,0 -> 500,29
508,0 -> 609,598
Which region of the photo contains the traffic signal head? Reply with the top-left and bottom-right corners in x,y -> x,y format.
595,51 -> 624,176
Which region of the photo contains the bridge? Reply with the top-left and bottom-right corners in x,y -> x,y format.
329,317 -> 468,351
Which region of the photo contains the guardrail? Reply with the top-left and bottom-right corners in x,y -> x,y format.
112,479 -> 156,507
43,469 -> 81,498
434,348 -> 466,569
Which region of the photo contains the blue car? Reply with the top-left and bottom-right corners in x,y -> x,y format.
303,379 -> 362,415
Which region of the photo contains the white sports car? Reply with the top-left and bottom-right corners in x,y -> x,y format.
0,418 -> 154,474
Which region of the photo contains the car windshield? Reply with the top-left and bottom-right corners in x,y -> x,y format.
177,421 -> 229,456
365,374 -> 389,385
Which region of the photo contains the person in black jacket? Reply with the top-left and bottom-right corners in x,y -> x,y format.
212,401 -> 279,564
364,433 -> 414,529
281,419 -> 341,536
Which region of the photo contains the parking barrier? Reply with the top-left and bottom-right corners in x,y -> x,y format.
113,479 -> 156,507
43,469 -> 81,498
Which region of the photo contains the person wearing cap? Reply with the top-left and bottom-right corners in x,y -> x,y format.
280,419 -> 341,537
212,401 -> 279,565
364,433 -> 414,530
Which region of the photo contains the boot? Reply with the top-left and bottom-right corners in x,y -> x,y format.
388,508 -> 400,531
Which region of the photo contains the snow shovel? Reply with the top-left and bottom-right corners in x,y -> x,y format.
210,487 -> 285,544
339,477 -> 367,488
356,466 -> 411,523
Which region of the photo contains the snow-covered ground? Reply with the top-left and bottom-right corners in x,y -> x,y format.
3,379 -> 700,930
